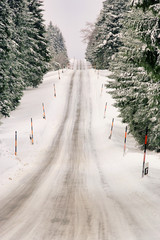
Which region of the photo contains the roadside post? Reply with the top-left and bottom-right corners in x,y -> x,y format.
15,131 -> 17,156
123,126 -> 127,155
58,70 -> 60,80
109,118 -> 114,139
30,118 -> 34,145
104,102 -> 107,118
142,127 -> 148,178
42,103 -> 46,119
53,84 -> 56,97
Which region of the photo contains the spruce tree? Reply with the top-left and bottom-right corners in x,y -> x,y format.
8,0 -> 50,88
0,0 -> 11,116
107,1 -> 160,151
27,0 -> 50,87
46,22 -> 69,70
85,0 -> 129,69
0,0 -> 51,116
0,0 -> 23,116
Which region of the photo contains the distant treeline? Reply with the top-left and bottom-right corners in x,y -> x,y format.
85,0 -> 160,151
46,22 -> 69,71
0,0 -> 68,117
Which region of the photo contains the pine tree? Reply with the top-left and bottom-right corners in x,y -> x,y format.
85,0 -> 129,69
0,0 -> 11,116
46,22 -> 69,70
107,1 -> 160,151
8,0 -> 50,88
0,0 -> 23,116
0,0 -> 51,116
27,0 -> 50,87
8,0 -> 29,89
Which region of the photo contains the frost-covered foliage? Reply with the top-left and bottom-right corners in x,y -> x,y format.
27,0 -> 51,86
85,0 -> 129,69
46,22 -> 69,70
0,0 -> 51,116
0,1 -> 12,115
132,0 -> 160,10
107,1 -> 160,151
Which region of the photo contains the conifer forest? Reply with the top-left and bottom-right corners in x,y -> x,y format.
0,0 -> 68,117
86,0 -> 160,151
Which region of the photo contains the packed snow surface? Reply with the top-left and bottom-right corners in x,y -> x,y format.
0,60 -> 159,240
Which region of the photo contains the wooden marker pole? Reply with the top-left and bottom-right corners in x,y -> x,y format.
53,84 -> 56,97
31,118 -> 34,144
15,131 -> 17,156
109,118 -> 114,139
42,103 -> 46,119
58,70 -> 60,80
100,84 -> 104,96
142,127 -> 148,178
123,126 -> 127,155
104,102 -> 107,118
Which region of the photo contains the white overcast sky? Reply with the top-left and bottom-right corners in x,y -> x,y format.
42,0 -> 103,59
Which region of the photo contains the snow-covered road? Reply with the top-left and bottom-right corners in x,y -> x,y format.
0,62 -> 160,239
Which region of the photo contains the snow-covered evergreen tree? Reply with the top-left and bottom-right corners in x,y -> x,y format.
0,0 -> 23,116
27,0 -> 50,87
0,0 -> 51,116
86,0 -> 129,69
8,0 -> 31,90
46,22 -> 69,70
0,0 -> 12,116
107,1 -> 160,151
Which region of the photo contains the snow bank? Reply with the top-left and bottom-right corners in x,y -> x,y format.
0,68 -> 73,192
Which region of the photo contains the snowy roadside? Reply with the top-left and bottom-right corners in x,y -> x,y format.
91,69 -> 160,194
0,65 -> 159,199
0,68 -> 73,195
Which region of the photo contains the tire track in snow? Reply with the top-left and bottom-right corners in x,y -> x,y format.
45,70 -> 87,239
0,71 -> 77,232
2,65 -> 158,240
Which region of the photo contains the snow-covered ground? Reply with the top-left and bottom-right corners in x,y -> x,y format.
0,68 -> 72,190
0,61 -> 160,239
